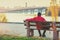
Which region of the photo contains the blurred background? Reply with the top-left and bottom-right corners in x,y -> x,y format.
0,0 -> 60,39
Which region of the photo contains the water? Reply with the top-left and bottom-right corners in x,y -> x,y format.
0,23 -> 60,39
0,23 -> 26,36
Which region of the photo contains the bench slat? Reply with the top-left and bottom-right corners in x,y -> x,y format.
24,21 -> 60,28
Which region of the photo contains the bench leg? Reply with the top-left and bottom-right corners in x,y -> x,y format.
30,29 -> 34,37
27,29 -> 34,37
27,29 -> 31,37
53,31 -> 59,40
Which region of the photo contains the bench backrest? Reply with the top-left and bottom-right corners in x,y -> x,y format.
24,20 -> 60,28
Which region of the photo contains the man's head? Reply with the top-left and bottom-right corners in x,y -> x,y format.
37,12 -> 41,16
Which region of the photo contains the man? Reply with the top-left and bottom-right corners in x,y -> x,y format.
26,12 -> 47,37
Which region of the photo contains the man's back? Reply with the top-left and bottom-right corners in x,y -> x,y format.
32,16 -> 46,22
26,16 -> 46,22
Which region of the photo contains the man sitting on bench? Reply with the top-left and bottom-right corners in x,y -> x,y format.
26,12 -> 48,37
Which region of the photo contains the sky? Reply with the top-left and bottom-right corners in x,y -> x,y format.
0,0 -> 59,9
0,0 -> 50,9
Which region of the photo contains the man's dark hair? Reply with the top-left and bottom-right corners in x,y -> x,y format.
38,12 -> 41,16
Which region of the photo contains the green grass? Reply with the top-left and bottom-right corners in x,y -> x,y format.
0,35 -> 49,40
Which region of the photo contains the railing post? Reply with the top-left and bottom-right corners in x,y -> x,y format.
52,22 -> 59,40
53,31 -> 59,40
